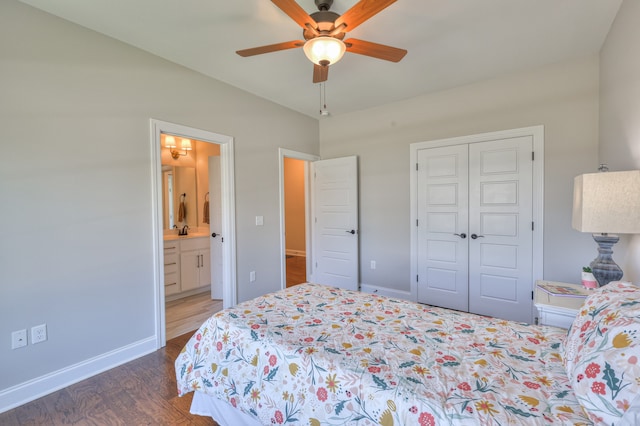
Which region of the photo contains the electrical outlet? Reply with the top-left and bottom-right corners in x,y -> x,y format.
31,324 -> 47,344
250,271 -> 256,282
370,260 -> 376,270
255,216 -> 264,226
12,329 -> 27,349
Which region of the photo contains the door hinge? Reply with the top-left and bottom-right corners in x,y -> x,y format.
532,221 -> 534,231
416,219 -> 419,227
532,290 -> 534,300
416,163 -> 419,171
416,274 -> 419,282
532,151 -> 535,161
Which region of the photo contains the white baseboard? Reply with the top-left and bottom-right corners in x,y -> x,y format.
285,249 -> 306,257
0,336 -> 157,414
359,283 -> 414,301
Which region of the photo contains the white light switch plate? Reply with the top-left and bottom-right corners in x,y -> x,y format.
256,216 -> 264,226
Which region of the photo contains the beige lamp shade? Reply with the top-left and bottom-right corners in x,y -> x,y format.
164,135 -> 177,148
180,138 -> 192,151
572,170 -> 640,234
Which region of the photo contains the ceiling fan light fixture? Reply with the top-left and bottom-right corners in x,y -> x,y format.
303,36 -> 346,66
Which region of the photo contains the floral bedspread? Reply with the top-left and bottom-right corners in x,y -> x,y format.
175,283 -> 590,425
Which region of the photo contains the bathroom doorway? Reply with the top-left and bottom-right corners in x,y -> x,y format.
161,137 -> 222,339
151,119 -> 236,348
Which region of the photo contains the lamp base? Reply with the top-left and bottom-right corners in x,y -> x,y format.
590,234 -> 623,287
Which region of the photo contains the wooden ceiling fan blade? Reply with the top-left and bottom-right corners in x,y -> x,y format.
313,64 -> 328,83
271,0 -> 318,30
236,40 -> 304,57
344,38 -> 407,62
335,0 -> 397,32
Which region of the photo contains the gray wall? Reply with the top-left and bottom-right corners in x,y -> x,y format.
0,1 -> 318,394
320,56 -> 601,293
599,0 -> 640,284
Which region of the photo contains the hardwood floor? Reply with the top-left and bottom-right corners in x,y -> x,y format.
166,291 -> 223,340
286,255 -> 307,288
0,331 -> 218,425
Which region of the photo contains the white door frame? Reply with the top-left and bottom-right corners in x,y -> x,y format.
410,125 -> 544,318
151,119 -> 237,348
278,148 -> 320,289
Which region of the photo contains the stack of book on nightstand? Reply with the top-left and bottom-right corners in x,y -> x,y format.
536,282 -> 589,298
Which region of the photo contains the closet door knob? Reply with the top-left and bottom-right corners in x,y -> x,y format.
454,233 -> 467,239
211,232 -> 218,238
471,234 -> 484,239
346,229 -> 356,235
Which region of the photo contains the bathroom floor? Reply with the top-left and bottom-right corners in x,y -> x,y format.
166,292 -> 223,340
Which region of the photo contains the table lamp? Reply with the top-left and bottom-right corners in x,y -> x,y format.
572,169 -> 640,287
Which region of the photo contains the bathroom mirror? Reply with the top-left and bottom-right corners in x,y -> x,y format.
162,165 -> 197,230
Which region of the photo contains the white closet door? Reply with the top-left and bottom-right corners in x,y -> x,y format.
416,136 -> 533,322
468,137 -> 533,322
417,145 -> 469,311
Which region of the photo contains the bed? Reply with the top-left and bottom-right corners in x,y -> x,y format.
175,281 -> 640,425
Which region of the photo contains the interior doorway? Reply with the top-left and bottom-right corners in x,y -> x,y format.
151,119 -> 237,348
160,136 -> 222,340
279,149 -> 320,289
283,157 -> 308,287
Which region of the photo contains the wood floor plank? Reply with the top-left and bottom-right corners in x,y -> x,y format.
286,255 -> 307,288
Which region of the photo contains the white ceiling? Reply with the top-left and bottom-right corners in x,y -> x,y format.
20,0 -> 622,118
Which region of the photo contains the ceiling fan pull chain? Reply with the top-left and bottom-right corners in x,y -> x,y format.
320,82 -> 330,116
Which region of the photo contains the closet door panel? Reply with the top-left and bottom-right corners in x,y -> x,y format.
417,145 -> 469,311
468,136 -> 533,322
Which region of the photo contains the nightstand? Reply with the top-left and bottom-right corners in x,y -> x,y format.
534,280 -> 589,329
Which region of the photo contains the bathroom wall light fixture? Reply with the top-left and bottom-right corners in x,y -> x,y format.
164,135 -> 193,159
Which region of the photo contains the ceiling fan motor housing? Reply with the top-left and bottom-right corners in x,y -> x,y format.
304,11 -> 344,40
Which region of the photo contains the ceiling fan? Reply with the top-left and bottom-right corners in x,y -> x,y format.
236,0 -> 407,83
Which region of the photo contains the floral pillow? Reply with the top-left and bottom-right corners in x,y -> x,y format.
563,281 -> 640,424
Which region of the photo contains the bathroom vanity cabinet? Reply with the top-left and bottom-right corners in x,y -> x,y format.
180,237 -> 211,292
163,236 -> 210,300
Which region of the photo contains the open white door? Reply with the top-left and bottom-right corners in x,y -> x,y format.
311,156 -> 359,291
208,156 -> 223,299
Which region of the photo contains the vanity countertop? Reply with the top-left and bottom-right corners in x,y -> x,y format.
163,232 -> 209,241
